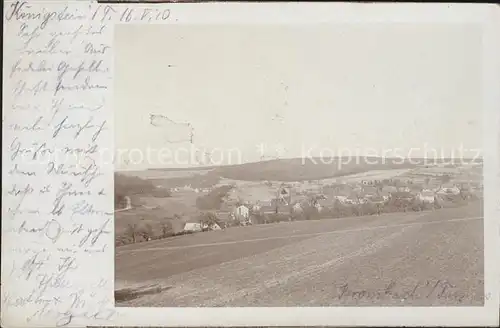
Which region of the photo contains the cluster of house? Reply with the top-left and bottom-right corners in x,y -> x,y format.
180,175 -> 482,233
169,185 -> 212,193
217,177 -> 480,225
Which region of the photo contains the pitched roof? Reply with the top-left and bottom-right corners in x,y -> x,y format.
184,222 -> 202,230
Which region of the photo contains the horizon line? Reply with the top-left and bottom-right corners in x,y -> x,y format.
115,155 -> 483,172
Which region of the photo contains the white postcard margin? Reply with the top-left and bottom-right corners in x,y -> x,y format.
2,1 -> 499,327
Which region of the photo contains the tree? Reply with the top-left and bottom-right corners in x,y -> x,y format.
411,198 -> 424,212
125,223 -> 138,243
196,185 -> 233,210
138,223 -> 153,241
361,201 -> 377,216
434,195 -> 443,209
161,221 -> 173,238
199,212 -> 220,230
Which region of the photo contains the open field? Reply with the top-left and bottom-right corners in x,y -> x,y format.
118,169 -> 213,180
115,201 -> 483,307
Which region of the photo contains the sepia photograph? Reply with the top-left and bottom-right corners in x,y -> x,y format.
113,23 -> 485,308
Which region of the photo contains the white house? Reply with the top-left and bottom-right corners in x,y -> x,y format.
344,196 -> 359,205
314,202 -> 323,212
418,190 -> 435,203
333,195 -> 348,203
201,222 -> 222,231
184,222 -> 202,232
123,196 -> 131,209
252,204 -> 261,212
437,184 -> 460,195
235,205 -> 249,218
292,202 -> 303,213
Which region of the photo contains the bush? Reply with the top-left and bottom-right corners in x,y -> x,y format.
267,213 -> 290,223
115,173 -> 170,207
196,185 -> 233,210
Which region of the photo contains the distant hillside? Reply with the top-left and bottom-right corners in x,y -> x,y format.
141,157 -> 481,186
115,173 -> 171,207
212,157 -> 424,182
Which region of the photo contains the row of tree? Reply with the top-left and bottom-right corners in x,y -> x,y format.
116,189 -> 479,246
248,192 -> 477,225
116,212 -> 225,246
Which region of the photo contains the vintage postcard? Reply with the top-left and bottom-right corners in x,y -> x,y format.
2,1 -> 499,327
114,22 -> 488,308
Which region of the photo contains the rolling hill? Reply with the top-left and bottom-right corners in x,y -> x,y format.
143,157 -> 479,187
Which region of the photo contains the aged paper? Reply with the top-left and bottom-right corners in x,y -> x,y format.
2,1 -> 500,327
2,1 -> 115,326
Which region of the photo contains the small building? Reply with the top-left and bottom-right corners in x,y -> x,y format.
333,195 -> 348,203
369,195 -> 386,205
437,183 -> 460,195
257,200 -> 273,208
252,204 -> 262,212
314,202 -> 323,212
123,196 -> 132,209
345,195 -> 361,205
201,222 -> 222,231
378,190 -> 391,201
184,222 -> 202,233
234,205 -> 250,218
397,186 -> 411,193
418,190 -> 436,203
382,186 -> 398,194
391,191 -> 414,200
292,202 -> 303,213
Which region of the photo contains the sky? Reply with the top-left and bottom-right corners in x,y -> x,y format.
115,23 -> 482,170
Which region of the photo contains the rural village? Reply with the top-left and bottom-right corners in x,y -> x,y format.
114,160 -> 483,247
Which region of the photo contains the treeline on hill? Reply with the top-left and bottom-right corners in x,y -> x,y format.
115,173 -> 171,207
212,158 -> 421,182
196,185 -> 233,210
150,173 -> 221,189
146,157 -> 481,184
